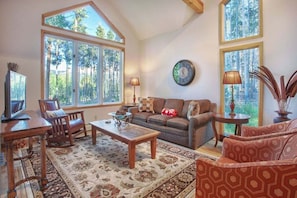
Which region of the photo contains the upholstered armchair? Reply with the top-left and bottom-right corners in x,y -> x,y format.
38,99 -> 87,147
196,132 -> 297,198
240,118 -> 297,137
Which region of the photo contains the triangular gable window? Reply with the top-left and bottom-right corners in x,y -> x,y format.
42,2 -> 124,43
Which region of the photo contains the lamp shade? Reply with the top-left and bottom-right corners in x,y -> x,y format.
223,71 -> 242,84
130,77 -> 140,86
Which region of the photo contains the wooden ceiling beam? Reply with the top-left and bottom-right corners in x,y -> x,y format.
183,0 -> 204,14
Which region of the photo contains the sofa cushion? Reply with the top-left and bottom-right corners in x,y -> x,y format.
147,114 -> 172,126
187,101 -> 200,120
149,97 -> 166,114
138,97 -> 154,113
181,100 -> 191,118
166,117 -> 189,130
133,112 -> 154,122
163,99 -> 184,117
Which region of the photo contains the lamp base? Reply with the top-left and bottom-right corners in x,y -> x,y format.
229,99 -> 236,116
229,112 -> 236,116
133,94 -> 136,104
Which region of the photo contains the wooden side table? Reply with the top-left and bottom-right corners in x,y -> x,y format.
212,113 -> 250,147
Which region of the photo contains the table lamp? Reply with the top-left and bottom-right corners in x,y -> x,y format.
223,71 -> 242,116
130,77 -> 140,104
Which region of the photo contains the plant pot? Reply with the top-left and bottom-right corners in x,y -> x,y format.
273,110 -> 291,123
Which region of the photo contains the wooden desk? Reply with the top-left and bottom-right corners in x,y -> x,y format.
0,111 -> 51,198
212,113 -> 250,147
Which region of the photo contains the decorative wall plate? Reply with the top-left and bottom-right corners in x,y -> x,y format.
172,60 -> 195,86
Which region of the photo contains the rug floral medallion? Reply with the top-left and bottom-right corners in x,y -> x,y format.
22,134 -> 214,198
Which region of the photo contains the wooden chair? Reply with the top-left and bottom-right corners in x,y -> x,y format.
38,99 -> 87,147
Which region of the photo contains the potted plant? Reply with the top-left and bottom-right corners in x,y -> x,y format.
250,66 -> 297,122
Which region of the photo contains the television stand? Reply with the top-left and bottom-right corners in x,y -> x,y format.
1,112 -> 31,123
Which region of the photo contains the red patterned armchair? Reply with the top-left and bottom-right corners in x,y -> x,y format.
196,132 -> 297,198
240,118 -> 297,137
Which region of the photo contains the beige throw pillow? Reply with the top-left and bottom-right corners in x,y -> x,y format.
187,101 -> 200,120
138,97 -> 154,113
46,109 -> 67,118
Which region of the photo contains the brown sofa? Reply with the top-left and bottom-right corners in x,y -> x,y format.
128,97 -> 216,149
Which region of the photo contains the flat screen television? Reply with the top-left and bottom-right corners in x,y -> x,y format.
1,70 -> 30,122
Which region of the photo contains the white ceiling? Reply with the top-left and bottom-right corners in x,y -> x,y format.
109,0 -> 197,40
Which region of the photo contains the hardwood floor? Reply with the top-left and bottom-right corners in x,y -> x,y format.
0,137 -> 222,198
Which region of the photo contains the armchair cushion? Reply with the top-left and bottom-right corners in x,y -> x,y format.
44,100 -> 58,110
45,109 -> 67,118
222,135 -> 293,162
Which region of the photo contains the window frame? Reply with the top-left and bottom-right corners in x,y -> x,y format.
219,0 -> 263,44
41,30 -> 125,109
42,1 -> 125,44
220,42 -> 264,127
219,0 -> 264,131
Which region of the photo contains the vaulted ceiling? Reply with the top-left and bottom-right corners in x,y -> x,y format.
109,0 -> 203,40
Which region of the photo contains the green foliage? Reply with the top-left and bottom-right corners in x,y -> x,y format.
224,102 -> 258,134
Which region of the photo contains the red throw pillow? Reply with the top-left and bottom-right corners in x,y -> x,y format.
161,108 -> 177,117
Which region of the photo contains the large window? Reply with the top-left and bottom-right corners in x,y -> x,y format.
43,33 -> 124,107
220,43 -> 263,131
41,2 -> 124,108
220,0 -> 263,133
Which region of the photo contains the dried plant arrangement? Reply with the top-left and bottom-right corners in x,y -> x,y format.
250,66 -> 297,113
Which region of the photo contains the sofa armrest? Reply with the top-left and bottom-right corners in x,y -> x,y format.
221,135 -> 290,162
241,121 -> 290,137
210,102 -> 217,113
196,158 -> 297,198
128,106 -> 139,114
189,112 -> 213,128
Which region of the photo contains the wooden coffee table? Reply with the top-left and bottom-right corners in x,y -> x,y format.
90,119 -> 160,169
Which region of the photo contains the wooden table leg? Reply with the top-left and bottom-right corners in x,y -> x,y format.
150,138 -> 157,159
236,124 -> 242,136
40,134 -> 48,190
128,142 -> 136,169
6,142 -> 16,198
212,119 -> 218,147
92,126 -> 96,145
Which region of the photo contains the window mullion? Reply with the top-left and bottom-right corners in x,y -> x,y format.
98,47 -> 103,105
73,41 -> 79,107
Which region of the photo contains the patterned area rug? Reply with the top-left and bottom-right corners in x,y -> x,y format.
21,134 -> 214,198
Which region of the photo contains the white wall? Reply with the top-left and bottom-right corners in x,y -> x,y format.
139,0 -> 297,124
0,0 -> 141,126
